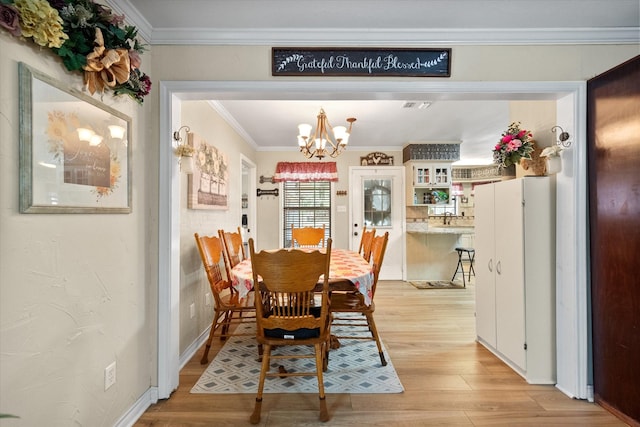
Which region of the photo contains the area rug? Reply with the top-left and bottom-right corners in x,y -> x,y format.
191,320 -> 404,394
409,280 -> 465,289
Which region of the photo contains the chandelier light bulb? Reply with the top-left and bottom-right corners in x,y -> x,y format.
298,124 -> 312,139
333,125 -> 348,144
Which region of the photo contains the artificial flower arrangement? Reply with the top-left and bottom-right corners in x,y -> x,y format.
0,0 -> 151,104
493,122 -> 535,168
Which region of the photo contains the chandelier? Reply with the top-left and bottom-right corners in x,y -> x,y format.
297,108 -> 356,160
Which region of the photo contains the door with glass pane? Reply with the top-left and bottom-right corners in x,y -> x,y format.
349,166 -> 405,280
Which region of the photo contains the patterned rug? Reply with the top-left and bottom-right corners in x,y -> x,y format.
409,280 -> 465,289
191,319 -> 404,394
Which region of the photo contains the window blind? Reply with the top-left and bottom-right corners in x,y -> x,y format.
283,181 -> 331,247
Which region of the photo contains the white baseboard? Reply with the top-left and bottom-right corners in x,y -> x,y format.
114,387 -> 159,427
114,327 -> 211,426
180,326 -> 211,369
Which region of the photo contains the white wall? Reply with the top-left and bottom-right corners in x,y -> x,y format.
0,33 -> 154,425
177,101 -> 256,354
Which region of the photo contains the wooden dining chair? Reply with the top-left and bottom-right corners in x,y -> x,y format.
194,233 -> 257,365
329,231 -> 389,366
218,227 -> 246,269
358,225 -> 376,262
291,224 -> 325,248
248,237 -> 333,424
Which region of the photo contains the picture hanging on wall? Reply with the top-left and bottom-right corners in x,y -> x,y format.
187,132 -> 229,210
19,63 -> 132,214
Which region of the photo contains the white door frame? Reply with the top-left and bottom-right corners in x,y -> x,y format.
158,80 -> 588,400
240,154 -> 257,249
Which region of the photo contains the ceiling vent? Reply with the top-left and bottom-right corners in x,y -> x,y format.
402,101 -> 432,109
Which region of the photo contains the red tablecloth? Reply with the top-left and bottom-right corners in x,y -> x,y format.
230,248 -> 375,306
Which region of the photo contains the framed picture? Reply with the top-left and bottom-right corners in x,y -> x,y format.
187,132 -> 229,210
19,62 -> 132,213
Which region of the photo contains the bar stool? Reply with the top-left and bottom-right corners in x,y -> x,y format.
452,247 -> 475,287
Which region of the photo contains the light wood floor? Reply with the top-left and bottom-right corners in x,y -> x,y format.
135,280 -> 627,426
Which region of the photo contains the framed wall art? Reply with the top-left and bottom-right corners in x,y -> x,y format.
19,62 -> 132,213
187,132 -> 229,210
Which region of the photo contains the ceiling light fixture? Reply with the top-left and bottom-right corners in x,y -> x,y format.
297,108 -> 356,160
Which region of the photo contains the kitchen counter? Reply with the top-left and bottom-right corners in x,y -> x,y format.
405,221 -> 475,281
406,221 -> 474,234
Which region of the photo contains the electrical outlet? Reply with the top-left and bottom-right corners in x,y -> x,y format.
205,293 -> 211,306
190,303 -> 196,319
104,361 -> 116,390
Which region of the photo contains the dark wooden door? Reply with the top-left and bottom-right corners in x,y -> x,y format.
588,55 -> 640,427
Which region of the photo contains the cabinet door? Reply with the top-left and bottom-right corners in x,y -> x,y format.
474,183 -> 497,347
494,179 -> 526,370
412,163 -> 450,186
413,165 -> 430,185
433,165 -> 450,185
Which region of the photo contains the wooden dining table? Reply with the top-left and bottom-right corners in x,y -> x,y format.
229,248 -> 375,306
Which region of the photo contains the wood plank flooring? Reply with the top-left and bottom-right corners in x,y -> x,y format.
135,280 -> 627,426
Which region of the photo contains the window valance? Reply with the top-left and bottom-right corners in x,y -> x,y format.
273,162 -> 338,182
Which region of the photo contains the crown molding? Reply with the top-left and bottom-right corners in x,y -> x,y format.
105,0 -> 153,44
207,101 -> 260,151
147,27 -> 639,46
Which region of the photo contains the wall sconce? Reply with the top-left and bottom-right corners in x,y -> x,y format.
172,125 -> 195,174
541,126 -> 572,175
551,125 -> 572,148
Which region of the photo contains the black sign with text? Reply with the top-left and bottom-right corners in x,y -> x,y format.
272,48 -> 451,77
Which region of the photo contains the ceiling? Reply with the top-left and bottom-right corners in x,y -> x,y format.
115,0 -> 639,165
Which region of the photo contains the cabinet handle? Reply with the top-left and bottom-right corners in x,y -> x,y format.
488,258 -> 493,272
496,261 -> 502,275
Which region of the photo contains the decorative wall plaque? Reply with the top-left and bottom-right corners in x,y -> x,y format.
360,152 -> 394,166
273,48 -> 451,77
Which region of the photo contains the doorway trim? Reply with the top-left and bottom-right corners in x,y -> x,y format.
157,80 -> 588,400
240,154 -> 257,249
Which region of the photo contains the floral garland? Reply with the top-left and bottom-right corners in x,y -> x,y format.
0,0 -> 151,104
493,122 -> 535,168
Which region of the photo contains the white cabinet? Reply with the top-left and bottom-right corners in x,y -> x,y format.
474,177 -> 556,384
405,161 -> 452,205
410,162 -> 451,186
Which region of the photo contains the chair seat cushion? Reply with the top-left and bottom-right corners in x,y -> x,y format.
264,327 -> 320,339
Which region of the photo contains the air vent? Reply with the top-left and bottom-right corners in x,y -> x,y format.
402,101 -> 432,109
